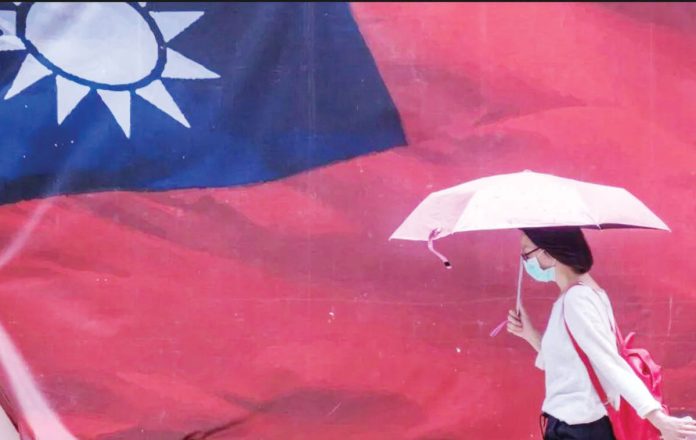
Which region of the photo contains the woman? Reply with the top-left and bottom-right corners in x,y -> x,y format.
506,226 -> 696,440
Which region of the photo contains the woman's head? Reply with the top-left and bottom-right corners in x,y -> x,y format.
519,226 -> 593,275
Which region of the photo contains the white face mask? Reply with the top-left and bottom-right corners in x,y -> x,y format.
523,253 -> 556,282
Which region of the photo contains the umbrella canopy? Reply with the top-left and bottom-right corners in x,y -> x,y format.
390,169 -> 670,244
389,169 -> 671,336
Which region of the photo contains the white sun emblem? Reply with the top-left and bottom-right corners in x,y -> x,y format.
0,2 -> 219,138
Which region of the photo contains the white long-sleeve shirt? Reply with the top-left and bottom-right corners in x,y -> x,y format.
534,282 -> 663,424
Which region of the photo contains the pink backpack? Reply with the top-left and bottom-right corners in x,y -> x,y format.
561,282 -> 669,440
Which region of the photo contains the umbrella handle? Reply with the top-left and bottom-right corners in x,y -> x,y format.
491,257 -> 525,337
515,255 -> 523,315
427,229 -> 451,268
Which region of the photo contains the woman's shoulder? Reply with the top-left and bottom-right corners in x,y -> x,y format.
564,283 -> 605,307
563,283 -> 616,329
569,281 -> 606,296
566,283 -> 596,295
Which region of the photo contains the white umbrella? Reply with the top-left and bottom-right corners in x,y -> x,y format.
389,169 -> 670,336
391,169 -> 669,242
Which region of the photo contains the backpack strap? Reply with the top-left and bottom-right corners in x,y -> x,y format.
562,284 -> 613,408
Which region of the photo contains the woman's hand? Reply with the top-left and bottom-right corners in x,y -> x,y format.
507,303 -> 540,348
646,409 -> 696,440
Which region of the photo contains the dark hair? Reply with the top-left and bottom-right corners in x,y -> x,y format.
519,226 -> 593,274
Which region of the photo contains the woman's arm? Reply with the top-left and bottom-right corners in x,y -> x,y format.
645,409 -> 696,440
564,289 -> 696,439
564,289 -> 662,418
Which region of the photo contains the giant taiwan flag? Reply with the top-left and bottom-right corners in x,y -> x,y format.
0,2 -> 694,439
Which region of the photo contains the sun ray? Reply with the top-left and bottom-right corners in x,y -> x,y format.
56,75 -> 90,123
135,80 -> 189,128
97,90 -> 131,137
4,54 -> 52,100
149,11 -> 203,43
0,35 -> 24,51
0,10 -> 16,34
162,48 -> 219,80
0,10 -> 24,51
